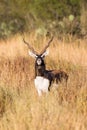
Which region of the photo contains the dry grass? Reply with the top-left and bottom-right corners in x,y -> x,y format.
0,34 -> 87,130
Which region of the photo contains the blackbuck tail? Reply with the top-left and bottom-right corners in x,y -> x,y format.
51,70 -> 69,87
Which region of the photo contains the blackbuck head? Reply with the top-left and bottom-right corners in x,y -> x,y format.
23,37 -> 54,67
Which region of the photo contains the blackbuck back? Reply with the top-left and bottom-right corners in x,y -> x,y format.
23,37 -> 68,96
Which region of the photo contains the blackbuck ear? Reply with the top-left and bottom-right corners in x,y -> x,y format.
29,51 -> 38,58
41,49 -> 49,58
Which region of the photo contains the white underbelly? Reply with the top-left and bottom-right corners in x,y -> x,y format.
34,76 -> 50,93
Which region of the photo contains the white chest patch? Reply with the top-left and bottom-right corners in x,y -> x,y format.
34,76 -> 50,96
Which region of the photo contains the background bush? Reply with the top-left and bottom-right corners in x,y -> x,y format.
0,0 -> 87,38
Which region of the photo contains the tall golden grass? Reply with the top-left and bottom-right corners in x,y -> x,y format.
0,34 -> 87,130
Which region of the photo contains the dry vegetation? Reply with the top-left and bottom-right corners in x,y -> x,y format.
0,34 -> 87,130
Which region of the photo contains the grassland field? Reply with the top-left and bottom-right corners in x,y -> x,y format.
0,33 -> 87,130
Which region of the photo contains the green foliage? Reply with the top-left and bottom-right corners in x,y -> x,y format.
0,0 -> 83,38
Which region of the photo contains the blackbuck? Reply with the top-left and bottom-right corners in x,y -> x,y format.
23,37 -> 68,96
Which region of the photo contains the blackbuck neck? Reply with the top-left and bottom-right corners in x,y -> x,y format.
35,64 -> 45,77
